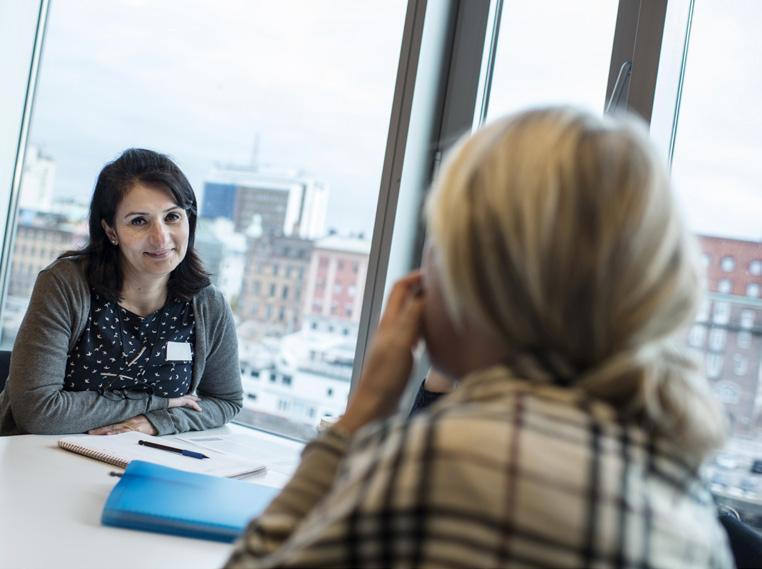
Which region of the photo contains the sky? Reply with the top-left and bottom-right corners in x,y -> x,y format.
26,0 -> 762,242
28,0 -> 406,235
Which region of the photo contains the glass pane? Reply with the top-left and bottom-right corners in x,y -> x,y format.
484,0 -> 618,121
2,0 -> 406,440
665,2 -> 762,527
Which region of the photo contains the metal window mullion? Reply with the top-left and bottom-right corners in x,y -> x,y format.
350,0 -> 429,389
351,0 -> 494,391
606,0 -> 667,123
0,0 -> 50,340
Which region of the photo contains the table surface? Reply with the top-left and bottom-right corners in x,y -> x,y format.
0,424 -> 303,569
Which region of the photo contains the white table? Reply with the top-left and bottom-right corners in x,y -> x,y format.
0,425 -> 303,569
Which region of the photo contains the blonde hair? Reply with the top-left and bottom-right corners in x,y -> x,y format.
425,107 -> 725,458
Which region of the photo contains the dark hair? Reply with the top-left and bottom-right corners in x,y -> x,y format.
60,148 -> 210,301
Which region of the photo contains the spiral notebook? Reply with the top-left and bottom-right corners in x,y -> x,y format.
58,431 -> 266,478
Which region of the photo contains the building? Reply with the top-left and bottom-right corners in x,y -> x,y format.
238,325 -> 354,437
690,235 -> 762,437
8,209 -> 87,299
194,217 -> 247,302
19,146 -> 56,212
301,235 -> 370,339
2,209 -> 87,346
200,164 -> 327,239
238,234 -> 313,338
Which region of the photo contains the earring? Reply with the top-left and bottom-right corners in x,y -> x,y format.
111,239 -> 118,245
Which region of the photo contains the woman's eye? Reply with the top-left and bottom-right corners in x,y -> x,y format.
129,217 -> 146,226
166,212 -> 182,222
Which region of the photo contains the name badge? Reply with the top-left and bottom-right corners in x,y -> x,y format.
166,341 -> 193,362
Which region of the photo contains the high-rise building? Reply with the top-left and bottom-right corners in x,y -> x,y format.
200,164 -> 327,239
194,218 -> 247,302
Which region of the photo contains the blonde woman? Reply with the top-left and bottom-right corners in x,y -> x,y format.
225,108 -> 732,568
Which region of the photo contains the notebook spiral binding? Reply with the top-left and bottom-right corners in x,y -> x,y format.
58,440 -> 129,469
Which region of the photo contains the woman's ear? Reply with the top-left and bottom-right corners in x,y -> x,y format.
101,219 -> 118,245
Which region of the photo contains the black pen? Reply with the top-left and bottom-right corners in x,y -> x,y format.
138,439 -> 209,459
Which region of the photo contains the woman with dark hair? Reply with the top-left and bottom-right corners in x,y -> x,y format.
0,148 -> 243,435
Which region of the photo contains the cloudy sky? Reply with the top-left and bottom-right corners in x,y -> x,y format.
26,0 -> 762,241
29,0 -> 406,235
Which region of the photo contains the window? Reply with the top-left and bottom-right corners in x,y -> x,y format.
708,328 -> 726,352
733,354 -> 748,376
706,354 -> 724,379
654,0 -> 762,522
737,331 -> 752,349
485,1 -> 618,120
720,256 -> 736,272
713,302 -> 730,325
1,1 -> 408,441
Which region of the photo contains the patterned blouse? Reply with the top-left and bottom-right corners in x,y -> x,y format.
65,291 -> 195,398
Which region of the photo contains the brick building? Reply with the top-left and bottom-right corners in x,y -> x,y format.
691,235 -> 762,436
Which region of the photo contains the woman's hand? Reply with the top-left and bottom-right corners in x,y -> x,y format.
168,394 -> 202,412
337,271 -> 425,435
88,414 -> 157,435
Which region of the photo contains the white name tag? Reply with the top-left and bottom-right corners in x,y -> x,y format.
166,341 -> 193,362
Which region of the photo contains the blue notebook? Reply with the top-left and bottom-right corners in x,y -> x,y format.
102,460 -> 280,542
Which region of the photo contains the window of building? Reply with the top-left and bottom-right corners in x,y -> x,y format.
750,260 -> 762,276
737,331 -> 752,349
740,310 -> 755,329
720,256 -> 736,272
734,354 -> 748,376
708,328 -> 726,352
706,354 -> 724,379
713,302 -> 730,325
746,283 -> 760,298
712,380 -> 740,404
718,279 -> 732,294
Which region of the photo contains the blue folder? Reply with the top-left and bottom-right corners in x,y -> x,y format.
101,460 -> 280,542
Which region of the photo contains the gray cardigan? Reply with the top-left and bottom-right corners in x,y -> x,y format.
0,257 -> 243,436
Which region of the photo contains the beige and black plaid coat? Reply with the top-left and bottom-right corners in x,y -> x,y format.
225,365 -> 733,568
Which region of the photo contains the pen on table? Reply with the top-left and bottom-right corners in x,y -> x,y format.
138,439 -> 209,459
